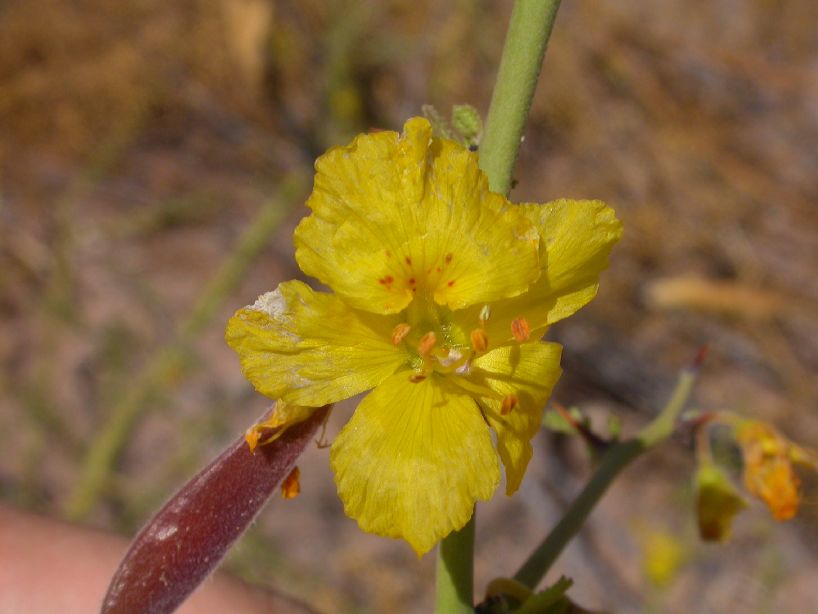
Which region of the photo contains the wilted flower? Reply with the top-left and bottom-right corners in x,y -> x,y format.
694,463 -> 747,542
226,117 -> 621,554
737,421 -> 816,521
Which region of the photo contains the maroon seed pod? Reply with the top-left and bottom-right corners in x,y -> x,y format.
102,406 -> 329,614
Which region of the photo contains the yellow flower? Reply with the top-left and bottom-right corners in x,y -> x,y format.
226,117 -> 622,554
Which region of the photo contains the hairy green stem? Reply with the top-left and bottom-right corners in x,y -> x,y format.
479,0 -> 562,196
435,1 -> 563,611
63,176 -> 306,521
513,369 -> 697,588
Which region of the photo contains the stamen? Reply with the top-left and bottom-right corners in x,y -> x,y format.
391,322 -> 412,345
470,328 -> 488,353
245,424 -> 276,452
245,427 -> 262,453
479,304 -> 492,326
281,466 -> 301,499
418,331 -> 437,356
501,394 -> 519,416
409,373 -> 427,383
511,317 -> 530,342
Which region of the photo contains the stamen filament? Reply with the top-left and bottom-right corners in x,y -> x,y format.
447,374 -> 505,401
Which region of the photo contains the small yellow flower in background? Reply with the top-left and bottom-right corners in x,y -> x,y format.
641,527 -> 687,587
736,421 -> 817,521
226,117 -> 622,555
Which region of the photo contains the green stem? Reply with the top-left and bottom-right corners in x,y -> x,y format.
513,369 -> 697,589
435,513 -> 476,614
435,1 -> 563,611
479,0 -> 563,195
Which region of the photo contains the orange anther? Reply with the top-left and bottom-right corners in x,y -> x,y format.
409,373 -> 427,383
281,466 -> 301,499
511,317 -> 530,342
391,323 -> 412,345
245,424 -> 275,452
418,331 -> 437,356
500,394 -> 518,416
245,427 -> 261,453
470,328 -> 488,353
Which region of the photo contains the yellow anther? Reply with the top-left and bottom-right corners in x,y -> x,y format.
281,466 -> 301,499
417,331 -> 437,356
391,322 -> 412,345
470,328 -> 488,353
511,317 -> 530,342
500,394 -> 518,416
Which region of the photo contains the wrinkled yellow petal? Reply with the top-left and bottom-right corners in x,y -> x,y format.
330,372 -> 500,555
469,341 -> 563,494
226,280 -> 405,406
465,199 -> 621,345
295,117 -> 540,314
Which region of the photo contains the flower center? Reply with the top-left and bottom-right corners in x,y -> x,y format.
389,297 -> 521,415
390,295 -> 499,379
390,295 -> 470,376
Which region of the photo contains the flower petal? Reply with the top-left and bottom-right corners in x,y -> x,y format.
470,342 -> 562,494
225,280 -> 405,406
465,199 -> 622,345
295,117 -> 540,314
244,400 -> 319,452
330,372 -> 500,555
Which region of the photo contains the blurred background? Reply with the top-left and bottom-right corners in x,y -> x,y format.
1,0 -> 817,612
